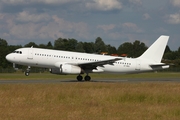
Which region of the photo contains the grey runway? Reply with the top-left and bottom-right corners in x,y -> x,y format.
0,78 -> 179,84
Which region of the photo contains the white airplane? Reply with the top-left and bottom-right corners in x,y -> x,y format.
6,35 -> 169,81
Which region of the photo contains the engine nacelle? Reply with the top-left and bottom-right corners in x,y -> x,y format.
50,64 -> 82,74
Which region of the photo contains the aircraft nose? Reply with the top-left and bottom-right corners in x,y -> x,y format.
6,54 -> 12,62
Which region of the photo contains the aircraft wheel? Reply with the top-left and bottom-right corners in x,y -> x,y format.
77,75 -> 83,81
85,75 -> 91,81
25,72 -> 29,76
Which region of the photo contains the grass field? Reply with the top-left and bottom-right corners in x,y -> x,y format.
0,72 -> 180,120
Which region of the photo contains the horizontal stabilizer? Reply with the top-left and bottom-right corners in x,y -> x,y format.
149,63 -> 167,67
150,63 -> 169,69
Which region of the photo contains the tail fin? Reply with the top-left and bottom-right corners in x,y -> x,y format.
138,35 -> 169,63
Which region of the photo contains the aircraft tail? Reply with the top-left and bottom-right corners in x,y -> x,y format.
138,35 -> 169,63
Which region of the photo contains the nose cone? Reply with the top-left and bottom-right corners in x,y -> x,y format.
6,54 -> 12,62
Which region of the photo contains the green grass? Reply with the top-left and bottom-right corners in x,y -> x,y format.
0,72 -> 180,80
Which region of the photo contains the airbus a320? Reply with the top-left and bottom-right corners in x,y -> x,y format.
6,35 -> 170,81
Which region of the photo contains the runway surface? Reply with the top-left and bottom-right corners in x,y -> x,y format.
0,78 -> 180,84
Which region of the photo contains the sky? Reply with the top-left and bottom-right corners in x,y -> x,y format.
0,0 -> 180,50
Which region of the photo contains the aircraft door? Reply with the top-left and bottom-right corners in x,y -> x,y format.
28,49 -> 33,59
136,60 -> 141,70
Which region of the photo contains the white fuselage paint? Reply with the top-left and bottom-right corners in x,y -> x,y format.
6,47 -> 168,74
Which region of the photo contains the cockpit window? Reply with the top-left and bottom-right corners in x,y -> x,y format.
12,51 -> 22,54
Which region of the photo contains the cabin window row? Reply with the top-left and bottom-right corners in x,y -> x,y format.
34,53 -> 69,58
34,53 -> 99,61
115,62 -> 131,65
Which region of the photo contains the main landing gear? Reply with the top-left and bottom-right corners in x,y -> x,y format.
77,74 -> 91,81
25,66 -> 31,76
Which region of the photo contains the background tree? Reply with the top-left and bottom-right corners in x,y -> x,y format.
165,45 -> 171,53
66,39 -> 78,51
117,40 -> 147,58
47,41 -> 53,49
54,38 -> 67,50
164,46 -> 173,60
178,47 -> 180,59
94,37 -> 107,53
132,40 -> 147,57
117,42 -> 133,57
54,38 -> 78,51
0,39 -> 9,68
106,44 -> 117,54
0,38 -> 8,46
38,44 -> 46,48
83,42 -> 95,53
76,42 -> 85,52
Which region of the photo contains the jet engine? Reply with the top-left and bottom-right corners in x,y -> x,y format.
50,64 -> 83,74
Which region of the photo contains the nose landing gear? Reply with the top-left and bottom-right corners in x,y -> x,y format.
25,66 -> 31,76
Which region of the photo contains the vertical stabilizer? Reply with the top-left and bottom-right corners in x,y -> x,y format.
138,35 -> 169,63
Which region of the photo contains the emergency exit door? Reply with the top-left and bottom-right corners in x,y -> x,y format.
28,49 -> 33,59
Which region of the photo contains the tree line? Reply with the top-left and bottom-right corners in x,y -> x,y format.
0,37 -> 180,72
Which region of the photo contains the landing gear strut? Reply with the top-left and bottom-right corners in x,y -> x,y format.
25,66 -> 31,76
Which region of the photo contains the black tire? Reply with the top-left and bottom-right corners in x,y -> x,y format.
77,75 -> 83,81
85,76 -> 91,81
25,72 -> 29,76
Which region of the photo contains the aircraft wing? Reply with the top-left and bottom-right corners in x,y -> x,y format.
71,58 -> 122,69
